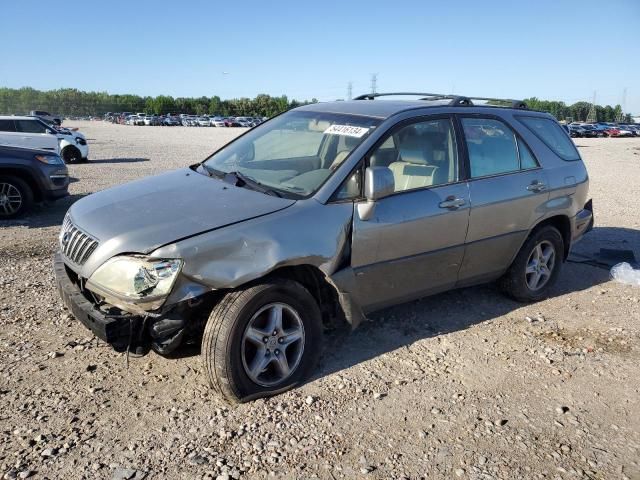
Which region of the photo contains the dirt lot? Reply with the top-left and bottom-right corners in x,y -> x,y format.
1,122 -> 639,480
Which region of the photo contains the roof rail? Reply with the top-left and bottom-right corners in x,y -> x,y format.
353,92 -> 528,109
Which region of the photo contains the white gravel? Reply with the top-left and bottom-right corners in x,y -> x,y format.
0,122 -> 639,479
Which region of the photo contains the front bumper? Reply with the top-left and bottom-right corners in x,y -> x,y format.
54,252 -> 206,354
54,252 -> 134,350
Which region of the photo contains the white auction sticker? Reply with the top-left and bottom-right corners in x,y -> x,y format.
323,124 -> 370,138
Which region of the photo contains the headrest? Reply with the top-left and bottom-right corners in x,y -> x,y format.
308,120 -> 331,132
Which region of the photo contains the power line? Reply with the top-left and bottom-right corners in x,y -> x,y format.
586,91 -> 597,123
370,74 -> 377,94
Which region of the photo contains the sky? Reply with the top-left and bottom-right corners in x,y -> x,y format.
1,0 -> 639,113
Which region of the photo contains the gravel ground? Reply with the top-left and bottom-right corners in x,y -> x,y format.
1,122 -> 639,480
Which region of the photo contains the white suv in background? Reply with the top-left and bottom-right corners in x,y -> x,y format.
0,116 -> 89,163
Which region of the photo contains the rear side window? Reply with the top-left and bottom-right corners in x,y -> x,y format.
517,116 -> 580,161
15,120 -> 48,134
461,118 -> 538,178
0,120 -> 16,132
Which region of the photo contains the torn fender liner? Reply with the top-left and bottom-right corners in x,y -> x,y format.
329,267 -> 366,329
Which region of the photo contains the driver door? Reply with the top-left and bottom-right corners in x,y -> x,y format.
350,116 -> 470,312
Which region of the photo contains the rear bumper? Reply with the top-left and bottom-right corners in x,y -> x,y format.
573,199 -> 594,242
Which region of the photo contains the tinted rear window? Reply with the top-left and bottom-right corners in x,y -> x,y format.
517,116 -> 580,161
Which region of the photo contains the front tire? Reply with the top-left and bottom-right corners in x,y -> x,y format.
202,278 -> 322,403
0,176 -> 33,219
61,146 -> 82,164
500,225 -> 564,302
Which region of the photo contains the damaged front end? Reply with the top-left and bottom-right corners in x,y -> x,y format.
54,253 -> 216,355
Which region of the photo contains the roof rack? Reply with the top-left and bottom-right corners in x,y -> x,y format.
352,92 -> 528,109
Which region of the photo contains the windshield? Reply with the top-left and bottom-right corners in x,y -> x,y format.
202,110 -> 380,197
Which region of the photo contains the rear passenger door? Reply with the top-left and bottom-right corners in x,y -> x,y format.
457,116 -> 549,285
14,119 -> 59,152
351,116 -> 470,311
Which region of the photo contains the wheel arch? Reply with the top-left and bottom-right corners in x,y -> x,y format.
259,264 -> 349,330
528,214 -> 572,260
0,167 -> 41,202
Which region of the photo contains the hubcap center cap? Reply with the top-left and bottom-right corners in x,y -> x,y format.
266,336 -> 278,349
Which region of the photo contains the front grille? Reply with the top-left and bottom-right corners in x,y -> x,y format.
60,215 -> 99,266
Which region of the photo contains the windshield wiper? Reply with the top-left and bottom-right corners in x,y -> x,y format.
223,171 -> 282,197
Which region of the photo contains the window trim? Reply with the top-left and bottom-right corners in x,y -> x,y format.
515,114 -> 581,162
358,114 -> 466,199
0,119 -> 17,133
456,113 -> 541,182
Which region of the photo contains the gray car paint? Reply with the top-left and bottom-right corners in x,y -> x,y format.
67,168 -> 295,277
61,100 -> 591,328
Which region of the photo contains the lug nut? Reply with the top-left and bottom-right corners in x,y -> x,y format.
274,349 -> 280,356
263,337 -> 269,343
272,330 -> 278,336
278,338 -> 284,344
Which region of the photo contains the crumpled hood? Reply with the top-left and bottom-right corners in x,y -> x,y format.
67,168 -> 295,267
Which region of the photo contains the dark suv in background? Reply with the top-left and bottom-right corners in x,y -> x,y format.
0,145 -> 69,218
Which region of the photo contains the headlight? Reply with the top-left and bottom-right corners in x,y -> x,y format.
86,255 -> 183,312
35,154 -> 64,165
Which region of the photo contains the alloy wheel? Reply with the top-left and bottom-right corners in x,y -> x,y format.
241,302 -> 305,387
525,240 -> 556,291
0,182 -> 22,216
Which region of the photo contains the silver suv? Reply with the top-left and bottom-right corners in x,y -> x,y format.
54,92 -> 593,403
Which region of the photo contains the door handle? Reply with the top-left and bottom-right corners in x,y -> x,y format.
526,181 -> 546,192
439,196 -> 466,209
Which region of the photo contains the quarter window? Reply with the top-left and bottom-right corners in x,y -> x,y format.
0,120 -> 16,132
461,118 -> 538,178
517,116 -> 580,161
369,118 -> 459,193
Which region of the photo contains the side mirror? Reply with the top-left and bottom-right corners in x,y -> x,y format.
46,129 -> 53,135
364,166 -> 394,201
358,166 -> 394,221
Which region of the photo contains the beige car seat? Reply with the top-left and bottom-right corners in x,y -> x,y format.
388,132 -> 439,191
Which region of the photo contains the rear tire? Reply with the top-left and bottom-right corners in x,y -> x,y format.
500,225 -> 564,302
202,278 -> 322,403
0,176 -> 34,219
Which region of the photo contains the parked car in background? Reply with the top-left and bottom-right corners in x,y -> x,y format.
197,116 -> 211,127
0,145 -> 69,218
210,117 -> 226,127
617,126 -> 634,137
578,124 -> 600,138
0,116 -> 60,152
604,127 -> 621,137
163,116 -> 181,126
54,93 -> 593,402
0,116 -> 88,162
30,110 -> 62,126
568,125 -> 587,138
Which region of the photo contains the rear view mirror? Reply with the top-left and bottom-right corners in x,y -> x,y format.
364,166 -> 394,201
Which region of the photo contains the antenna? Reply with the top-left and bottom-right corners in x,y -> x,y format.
347,81 -> 353,101
586,91 -> 597,123
370,74 -> 377,94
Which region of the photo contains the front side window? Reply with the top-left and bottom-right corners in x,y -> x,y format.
462,117 -> 539,178
15,120 -> 48,134
369,118 -> 459,193
517,116 -> 580,161
203,111 -> 380,197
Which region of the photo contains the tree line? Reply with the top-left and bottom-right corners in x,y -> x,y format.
0,87 -> 633,122
0,87 -> 318,118
523,97 -> 631,123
